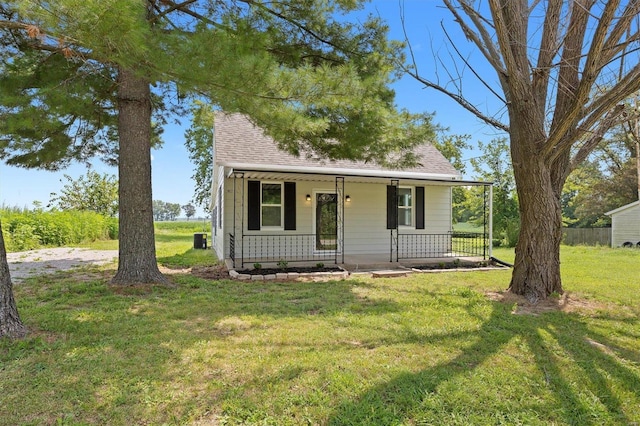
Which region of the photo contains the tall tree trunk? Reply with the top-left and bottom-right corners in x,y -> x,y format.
0,221 -> 27,339
508,127 -> 564,302
112,68 -> 167,285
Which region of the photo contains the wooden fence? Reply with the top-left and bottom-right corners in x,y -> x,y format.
562,227 -> 611,246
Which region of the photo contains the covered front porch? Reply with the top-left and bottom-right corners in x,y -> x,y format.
230,231 -> 489,269
224,168 -> 493,269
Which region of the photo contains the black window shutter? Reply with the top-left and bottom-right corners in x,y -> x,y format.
386,185 -> 398,229
284,182 -> 296,230
247,180 -> 260,230
416,186 -> 425,229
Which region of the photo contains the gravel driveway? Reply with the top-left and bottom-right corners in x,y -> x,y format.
7,247 -> 118,283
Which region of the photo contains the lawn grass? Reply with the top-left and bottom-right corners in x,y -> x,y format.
77,221 -> 215,268
1,232 -> 639,425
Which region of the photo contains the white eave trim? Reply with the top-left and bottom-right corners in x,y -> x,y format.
221,161 -> 490,186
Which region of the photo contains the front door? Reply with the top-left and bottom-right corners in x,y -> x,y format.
315,192 -> 338,251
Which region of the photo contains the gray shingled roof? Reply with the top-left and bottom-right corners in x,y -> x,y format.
214,112 -> 461,178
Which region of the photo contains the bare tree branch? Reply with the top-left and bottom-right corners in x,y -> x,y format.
569,103 -> 626,173
442,0 -> 506,77
404,67 -> 509,131
546,0 -> 594,151
533,0 -> 562,117
548,61 -> 640,161
488,0 -> 528,79
440,22 -> 506,104
597,0 -> 640,69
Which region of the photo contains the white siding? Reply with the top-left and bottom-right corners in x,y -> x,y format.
611,204 -> 640,247
222,175 -> 237,260
343,182 -> 388,254
343,183 -> 452,255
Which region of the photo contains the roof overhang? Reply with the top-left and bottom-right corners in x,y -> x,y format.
222,162 -> 491,186
605,200 -> 640,216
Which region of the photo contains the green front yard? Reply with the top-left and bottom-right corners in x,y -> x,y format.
1,228 -> 639,425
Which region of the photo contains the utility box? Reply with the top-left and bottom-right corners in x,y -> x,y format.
193,233 -> 208,249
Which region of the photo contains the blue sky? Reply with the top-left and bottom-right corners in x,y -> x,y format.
0,0 -> 506,216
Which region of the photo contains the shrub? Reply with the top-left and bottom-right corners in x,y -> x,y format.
1,208 -> 118,252
502,218 -> 521,248
5,223 -> 41,251
106,217 -> 119,239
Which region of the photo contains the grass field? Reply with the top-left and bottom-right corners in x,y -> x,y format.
2,224 -> 639,425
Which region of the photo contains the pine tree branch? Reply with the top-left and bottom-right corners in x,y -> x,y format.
239,0 -> 357,57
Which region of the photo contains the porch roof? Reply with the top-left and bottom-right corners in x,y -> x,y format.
223,162 -> 491,186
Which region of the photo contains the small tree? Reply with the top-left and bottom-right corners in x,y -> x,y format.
185,102 -> 215,211
469,138 -> 520,247
49,170 -> 118,217
182,204 -> 196,220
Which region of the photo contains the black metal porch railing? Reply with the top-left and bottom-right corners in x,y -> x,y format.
397,231 -> 488,260
229,231 -> 488,268
231,233 -> 339,268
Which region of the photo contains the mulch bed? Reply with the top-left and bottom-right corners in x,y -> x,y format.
411,259 -> 506,270
191,265 -> 231,280
235,266 -> 343,276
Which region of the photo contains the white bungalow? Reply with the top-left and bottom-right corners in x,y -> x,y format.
605,200 -> 640,247
210,113 -> 493,269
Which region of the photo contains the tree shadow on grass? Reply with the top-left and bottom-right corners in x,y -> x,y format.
4,274 -> 402,424
8,271 -> 640,425
327,297 -> 640,425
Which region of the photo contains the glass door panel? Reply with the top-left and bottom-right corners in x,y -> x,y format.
315,193 -> 337,250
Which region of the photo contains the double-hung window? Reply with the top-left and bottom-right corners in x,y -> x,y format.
248,180 -> 295,231
387,185 -> 424,230
398,187 -> 414,227
261,182 -> 283,228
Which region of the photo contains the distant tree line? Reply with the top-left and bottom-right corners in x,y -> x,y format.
152,200 -> 181,222
47,171 -> 197,222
